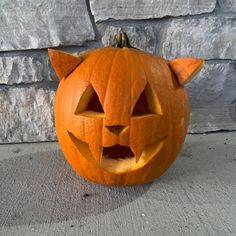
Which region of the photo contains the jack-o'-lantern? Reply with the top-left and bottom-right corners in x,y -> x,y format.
48,32 -> 204,185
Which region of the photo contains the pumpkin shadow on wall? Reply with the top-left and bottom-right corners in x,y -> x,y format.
0,149 -> 151,227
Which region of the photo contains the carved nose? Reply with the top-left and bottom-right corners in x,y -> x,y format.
105,125 -> 126,135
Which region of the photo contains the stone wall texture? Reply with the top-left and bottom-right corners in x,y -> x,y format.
0,0 -> 235,143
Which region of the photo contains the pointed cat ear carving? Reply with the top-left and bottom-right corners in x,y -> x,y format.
169,58 -> 204,86
48,49 -> 82,81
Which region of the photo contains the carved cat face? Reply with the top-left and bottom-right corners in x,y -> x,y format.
49,47 -> 204,185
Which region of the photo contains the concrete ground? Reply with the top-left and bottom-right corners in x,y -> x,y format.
0,132 -> 236,236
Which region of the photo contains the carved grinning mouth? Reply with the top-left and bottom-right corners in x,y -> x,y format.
68,131 -> 167,174
102,144 -> 135,159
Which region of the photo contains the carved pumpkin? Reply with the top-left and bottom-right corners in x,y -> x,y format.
49,32 -> 204,185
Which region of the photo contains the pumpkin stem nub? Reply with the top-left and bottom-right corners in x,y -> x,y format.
112,32 -> 132,48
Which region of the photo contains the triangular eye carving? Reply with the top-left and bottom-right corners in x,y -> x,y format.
75,85 -> 104,115
132,83 -> 162,116
86,90 -> 104,113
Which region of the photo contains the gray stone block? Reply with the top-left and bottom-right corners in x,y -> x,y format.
0,55 -> 56,85
0,86 -> 56,143
161,16 -> 236,60
0,0 -> 95,51
101,16 -> 236,60
187,61 -> 236,133
90,0 -> 216,22
218,0 -> 236,12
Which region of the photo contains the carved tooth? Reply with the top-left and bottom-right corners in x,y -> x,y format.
135,154 -> 142,163
99,146 -> 103,163
89,143 -> 102,163
103,154 -> 109,159
133,147 -> 143,163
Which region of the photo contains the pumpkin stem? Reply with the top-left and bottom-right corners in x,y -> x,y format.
112,32 -> 132,48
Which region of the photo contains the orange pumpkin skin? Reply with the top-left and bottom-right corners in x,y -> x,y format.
50,46 -> 203,185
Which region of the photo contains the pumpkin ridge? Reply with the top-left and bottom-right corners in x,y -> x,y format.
88,49 -> 109,84
130,50 -> 148,113
122,48 -> 133,117
102,49 -> 120,108
92,49 -> 118,105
